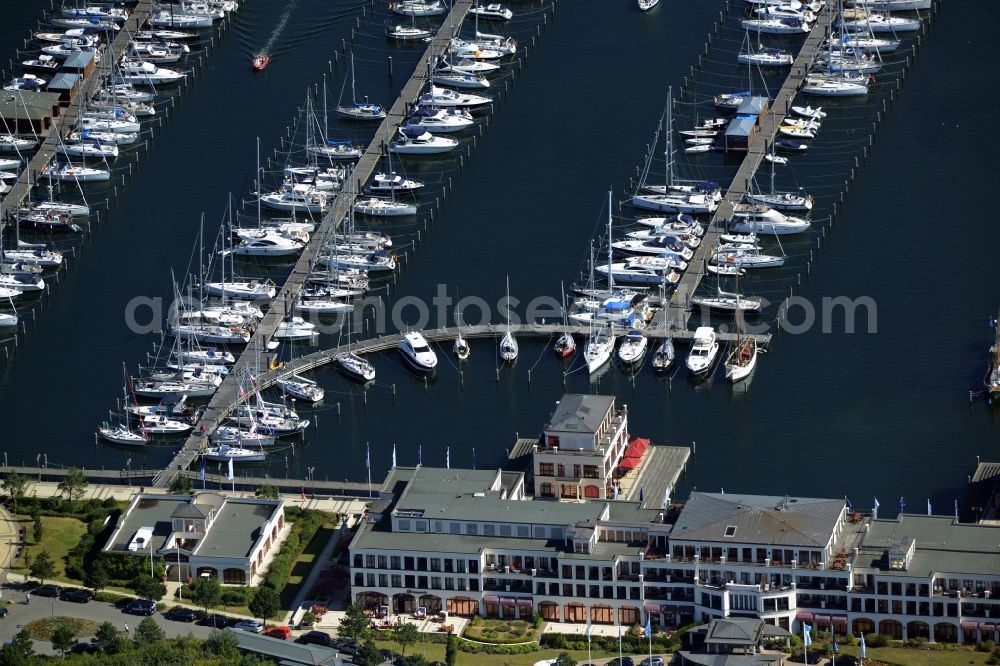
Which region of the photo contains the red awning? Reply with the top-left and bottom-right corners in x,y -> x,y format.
980,623 -> 996,631
483,595 -> 499,604
500,597 -> 516,604
796,611 -> 814,622
831,615 -> 848,626
618,457 -> 640,470
961,620 -> 979,630
644,603 -> 661,612
515,599 -> 533,607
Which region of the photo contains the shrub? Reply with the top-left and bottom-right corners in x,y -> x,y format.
986,648 -> 1000,665
979,641 -> 997,653
221,587 -> 250,606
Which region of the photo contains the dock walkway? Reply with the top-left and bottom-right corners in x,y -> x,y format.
0,0 -> 155,228
662,5 -> 834,330
153,1 -> 473,487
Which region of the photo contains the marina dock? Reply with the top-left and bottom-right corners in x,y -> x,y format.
661,3 -> 835,331
0,0 -> 155,228
153,0 -> 473,487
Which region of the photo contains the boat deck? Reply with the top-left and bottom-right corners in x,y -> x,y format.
153,0 -> 474,487
661,4 -> 835,330
0,0 -> 156,226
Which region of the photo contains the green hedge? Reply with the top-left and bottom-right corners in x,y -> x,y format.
62,508 -> 121,582
262,509 -> 326,593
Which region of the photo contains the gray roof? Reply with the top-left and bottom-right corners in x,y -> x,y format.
0,91 -> 60,121
106,496 -> 192,553
197,500 -> 279,559
171,502 -> 211,519
46,73 -> 80,91
736,96 -> 768,117
545,394 -> 614,434
671,493 -> 843,548
856,515 -> 1000,577
228,628 -> 341,665
703,618 -> 765,646
62,51 -> 94,69
679,653 -> 782,666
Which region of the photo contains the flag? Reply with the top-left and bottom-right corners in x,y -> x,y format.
644,616 -> 651,639
845,495 -> 852,512
585,619 -> 591,643
927,499 -> 932,516
639,487 -> 645,502
365,443 -> 371,470
860,633 -> 867,659
227,457 -> 234,481
873,497 -> 880,518
446,446 -> 450,469
472,448 -> 477,470
392,444 -> 397,469
899,496 -> 906,512
198,455 -> 205,482
832,633 -> 839,654
803,623 -> 812,647
954,499 -> 959,521
418,445 -> 422,466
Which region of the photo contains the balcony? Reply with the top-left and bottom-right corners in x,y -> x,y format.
483,580 -> 533,594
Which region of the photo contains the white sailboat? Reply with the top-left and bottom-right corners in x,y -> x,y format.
554,282 -> 576,358
337,53 -> 386,121
584,325 -> 615,374
499,276 -> 518,362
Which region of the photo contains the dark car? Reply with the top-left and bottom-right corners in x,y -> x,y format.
125,599 -> 157,616
199,613 -> 232,628
61,589 -> 92,604
640,657 -> 665,666
70,643 -> 102,655
165,607 -> 198,622
335,638 -> 358,654
0,607 -> 8,618
609,659 -> 635,666
298,630 -> 332,647
33,584 -> 62,598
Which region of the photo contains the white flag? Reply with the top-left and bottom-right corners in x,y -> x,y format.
227,457 -> 234,481
392,444 -> 397,469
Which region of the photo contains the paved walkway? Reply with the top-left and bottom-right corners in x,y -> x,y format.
0,504 -> 20,586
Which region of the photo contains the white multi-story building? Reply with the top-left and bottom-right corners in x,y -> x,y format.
349,466 -> 1000,644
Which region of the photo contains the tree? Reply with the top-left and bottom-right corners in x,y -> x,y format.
135,616 -> 166,644
204,629 -> 240,658
393,622 -> 420,657
133,573 -> 167,601
95,621 -> 126,655
339,602 -> 373,640
445,633 -> 457,666
403,656 -> 429,666
555,653 -> 577,666
29,550 -> 55,584
85,560 -> 109,595
168,475 -> 194,495
356,640 -> 382,666
257,484 -> 279,499
51,625 -> 77,656
57,467 -> 88,501
188,575 -> 222,616
2,472 -> 27,514
0,629 -> 35,665
32,514 -> 43,544
248,586 -> 280,627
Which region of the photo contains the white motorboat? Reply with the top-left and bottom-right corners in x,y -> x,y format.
417,86 -> 491,109
737,47 -> 793,67
584,326 -> 616,374
202,445 -> 266,463
740,17 -> 810,34
67,129 -> 138,146
0,158 -> 21,170
390,129 -> 459,155
307,140 -> 363,161
745,191 -> 813,211
595,258 -> 684,286
274,316 -> 317,340
141,415 -> 193,436
753,5 -> 816,21
277,374 -> 325,402
399,331 -> 438,372
841,13 -> 920,33
801,76 -> 868,97
35,29 -> 101,44
284,165 -> 345,191
470,3 -> 513,19
128,394 -> 201,422
686,326 -> 719,375
228,231 -> 306,257
730,203 -> 810,235
435,55 -> 499,74
651,339 -> 675,372
725,334 -> 758,382
260,184 -> 329,214
0,287 -> 23,301
354,196 -> 417,217
764,153 -> 788,165
202,279 -> 276,301
714,90 -> 751,109
40,41 -> 99,59
790,105 -> 827,120
150,11 -> 214,28
638,0 -> 660,9
97,423 -> 148,446
617,329 -> 647,365
388,25 -> 432,40
0,135 -> 39,153
625,229 -> 701,250
41,162 -> 109,182
369,172 -> 424,193
60,5 -> 126,20
117,60 -> 185,85
404,107 -> 474,134
431,72 -> 490,90
21,55 -> 60,74
632,193 -> 718,215
210,427 -> 275,448
392,0 -> 446,16
634,215 -> 705,236
57,141 -> 119,159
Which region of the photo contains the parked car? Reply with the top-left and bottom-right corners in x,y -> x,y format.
70,643 -> 102,655
609,658 -> 635,666
335,638 -> 359,654
0,607 -> 8,618
641,657 -> 665,666
165,607 -> 198,622
298,630 -> 332,647
33,584 -> 62,598
233,620 -> 264,633
199,613 -> 231,628
61,589 -> 92,604
263,625 -> 292,640
125,599 -> 157,616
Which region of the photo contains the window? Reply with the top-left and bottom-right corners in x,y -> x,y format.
458,578 -> 467,591
430,558 -> 441,572
365,554 -> 376,567
399,519 -> 411,531
457,560 -> 466,573
539,463 -> 554,476
533,526 -> 546,538
469,560 -> 479,574
517,526 -> 529,537
465,523 -> 478,536
499,525 -> 512,536
444,577 -> 455,591
378,555 -> 387,569
724,525 -> 738,538
546,436 -> 559,447
483,524 -> 495,536
431,577 -> 442,590
390,556 -> 401,570
573,464 -> 582,478
449,522 -> 461,535
434,521 -> 443,533
557,464 -> 566,477
378,574 -> 388,587
415,520 -> 427,532
391,575 -> 402,587
366,573 -> 375,586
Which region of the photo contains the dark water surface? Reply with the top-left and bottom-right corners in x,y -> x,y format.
0,1 -> 997,512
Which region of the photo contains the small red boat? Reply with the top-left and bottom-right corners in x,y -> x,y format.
251,53 -> 270,71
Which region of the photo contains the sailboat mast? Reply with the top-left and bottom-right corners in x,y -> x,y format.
256,136 -> 262,227
607,190 -> 614,291
350,52 -> 357,104
665,88 -> 673,190
322,75 -> 328,141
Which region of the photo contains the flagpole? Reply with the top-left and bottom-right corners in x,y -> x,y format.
618,617 -> 623,666
586,618 -> 592,666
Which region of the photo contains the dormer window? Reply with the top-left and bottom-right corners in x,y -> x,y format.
724,525 -> 738,538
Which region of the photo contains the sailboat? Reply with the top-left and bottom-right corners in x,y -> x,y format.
499,276 -> 518,362
453,331 -> 470,360
584,326 -> 615,374
987,314 -> 1000,401
554,281 -> 576,358
337,53 -> 386,120
336,319 -> 376,382
724,298 -> 758,382
651,339 -> 675,372
306,90 -> 363,160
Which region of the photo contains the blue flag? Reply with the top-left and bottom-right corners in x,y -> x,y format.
639,487 -> 644,502
644,616 -> 651,638
803,623 -> 812,647
860,632 -> 867,658
845,495 -> 852,512
927,499 -> 932,516
365,443 -> 371,470
392,444 -> 397,469
832,634 -> 839,654
899,496 -> 906,512
198,455 -> 205,482
585,619 -> 591,643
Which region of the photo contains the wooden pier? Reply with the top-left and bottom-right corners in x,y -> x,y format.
661,4 -> 834,330
153,1 -> 473,487
0,0 -> 155,228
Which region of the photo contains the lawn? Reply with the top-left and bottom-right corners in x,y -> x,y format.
280,525 -> 335,610
25,616 -> 102,641
837,645 -> 994,666
464,618 -> 538,644
12,515 -> 87,582
373,640 -> 646,666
